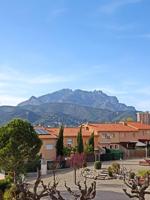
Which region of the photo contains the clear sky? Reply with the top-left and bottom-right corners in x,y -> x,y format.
0,0 -> 150,110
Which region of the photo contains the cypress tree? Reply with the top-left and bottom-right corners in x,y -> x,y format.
56,126 -> 64,157
88,131 -> 94,152
77,126 -> 84,153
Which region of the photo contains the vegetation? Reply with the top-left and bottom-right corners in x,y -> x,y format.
129,172 -> 135,179
24,155 -> 41,172
94,161 -> 102,170
70,153 -> 85,184
138,169 -> 150,177
84,144 -> 94,153
108,166 -> 113,177
123,170 -> 150,200
77,126 -> 84,153
0,176 -> 12,193
56,126 -> 64,157
2,169 -> 96,200
88,132 -> 94,152
111,162 -> 120,174
107,162 -> 120,177
63,146 -> 72,157
0,119 -> 42,183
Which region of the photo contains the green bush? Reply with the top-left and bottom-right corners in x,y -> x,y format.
94,161 -> 102,170
84,144 -> 93,153
25,155 -> 41,172
129,172 -> 135,179
111,162 -> 120,174
0,176 -> 12,193
138,169 -> 150,177
3,185 -> 17,200
63,146 -> 72,157
108,166 -> 113,177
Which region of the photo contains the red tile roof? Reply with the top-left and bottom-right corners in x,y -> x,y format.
127,122 -> 150,130
35,126 -> 96,138
47,127 -> 94,137
38,134 -> 57,139
87,123 -> 138,132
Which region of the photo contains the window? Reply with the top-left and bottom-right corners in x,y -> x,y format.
102,133 -> 106,139
115,145 -> 119,149
67,138 -> 73,145
46,144 -> 53,150
102,133 -> 112,139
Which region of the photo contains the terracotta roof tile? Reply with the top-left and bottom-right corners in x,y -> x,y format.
87,123 -> 138,132
35,126 -> 97,138
127,122 -> 150,130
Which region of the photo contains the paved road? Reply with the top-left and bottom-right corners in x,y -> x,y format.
42,191 -> 129,200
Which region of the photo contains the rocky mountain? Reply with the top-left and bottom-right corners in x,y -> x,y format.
18,89 -> 135,112
0,89 -> 137,126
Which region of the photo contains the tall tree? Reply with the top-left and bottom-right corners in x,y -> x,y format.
77,126 -> 84,153
0,119 -> 42,183
88,131 -> 95,152
56,126 -> 64,157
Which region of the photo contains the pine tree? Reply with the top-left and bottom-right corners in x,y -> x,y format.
77,126 -> 84,153
88,131 -> 94,152
0,119 -> 42,183
56,126 -> 64,157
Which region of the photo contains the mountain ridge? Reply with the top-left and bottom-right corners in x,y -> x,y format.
0,89 -> 137,126
18,89 -> 136,112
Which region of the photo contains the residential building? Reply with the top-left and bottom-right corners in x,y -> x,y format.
137,112 -> 150,125
35,127 -> 57,164
35,126 -> 99,165
84,122 -> 150,158
35,121 -> 150,163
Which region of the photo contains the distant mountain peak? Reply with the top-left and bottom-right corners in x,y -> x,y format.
29,96 -> 37,100
18,88 -> 136,112
18,95 -> 41,106
0,89 -> 137,126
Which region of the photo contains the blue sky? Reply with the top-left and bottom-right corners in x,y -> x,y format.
0,0 -> 150,110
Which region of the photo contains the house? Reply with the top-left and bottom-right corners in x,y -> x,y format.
83,122 -> 138,149
35,122 -> 150,163
83,122 -> 150,158
35,126 -> 99,165
137,112 -> 150,125
35,127 -> 57,165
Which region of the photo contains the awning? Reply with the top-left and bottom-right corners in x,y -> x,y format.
136,141 -> 146,147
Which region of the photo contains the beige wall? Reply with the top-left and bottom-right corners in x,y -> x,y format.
39,138 -> 56,161
63,136 -> 99,148
97,130 -> 150,148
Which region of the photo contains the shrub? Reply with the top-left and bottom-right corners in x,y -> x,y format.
25,155 -> 41,172
111,162 -> 120,174
3,185 -> 17,200
83,161 -> 87,168
94,161 -> 102,170
84,144 -> 94,153
138,169 -> 150,177
129,172 -> 135,179
108,166 -> 113,177
0,176 -> 12,193
63,146 -> 72,157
